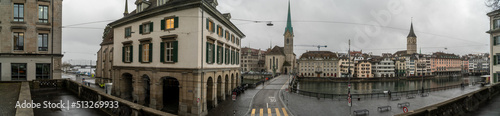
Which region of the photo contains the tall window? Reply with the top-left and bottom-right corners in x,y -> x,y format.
217,46 -> 223,64
231,35 -> 235,43
122,45 -> 133,63
36,64 -> 50,80
495,19 -> 500,29
161,41 -> 178,62
38,5 -> 48,23
125,27 -> 131,37
140,22 -> 153,34
206,42 -> 215,64
217,26 -> 223,37
14,3 -> 24,22
13,32 -> 24,50
225,31 -> 230,40
38,33 -> 48,51
166,18 -> 175,29
206,19 -> 215,32
495,36 -> 500,45
139,43 -> 152,62
11,63 -> 27,81
225,48 -> 230,64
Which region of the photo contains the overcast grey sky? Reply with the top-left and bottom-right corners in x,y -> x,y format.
61,0 -> 491,65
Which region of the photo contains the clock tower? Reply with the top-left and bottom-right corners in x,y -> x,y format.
407,21 -> 417,54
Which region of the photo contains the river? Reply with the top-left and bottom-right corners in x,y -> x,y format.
296,76 -> 482,94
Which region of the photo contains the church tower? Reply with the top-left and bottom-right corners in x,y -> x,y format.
407,21 -> 417,54
284,0 -> 294,55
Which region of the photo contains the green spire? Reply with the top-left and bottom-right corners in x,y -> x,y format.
284,0 -> 293,35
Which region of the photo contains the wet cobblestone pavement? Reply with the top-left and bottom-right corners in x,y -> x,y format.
0,83 -> 21,116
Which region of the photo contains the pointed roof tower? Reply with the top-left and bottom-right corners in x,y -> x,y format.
123,0 -> 129,16
284,0 -> 293,35
407,20 -> 417,38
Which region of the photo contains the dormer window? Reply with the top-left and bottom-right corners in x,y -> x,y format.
137,4 -> 142,12
158,0 -> 168,6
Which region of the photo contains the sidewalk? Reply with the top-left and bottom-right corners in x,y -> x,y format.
0,83 -> 21,116
284,84 -> 482,116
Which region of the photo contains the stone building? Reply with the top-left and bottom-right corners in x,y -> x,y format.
430,52 -> 462,76
407,21 -> 417,54
0,0 -> 63,81
96,26 -> 114,86
240,47 -> 266,72
488,9 -> 500,84
339,56 -> 354,77
107,0 -> 244,115
371,57 -> 395,77
395,59 -> 406,77
354,60 -> 372,78
265,1 -> 296,74
297,51 -> 339,77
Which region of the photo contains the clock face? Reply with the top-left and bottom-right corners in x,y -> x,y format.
408,38 -> 416,44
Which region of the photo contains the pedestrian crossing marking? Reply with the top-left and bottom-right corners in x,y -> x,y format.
268,108 -> 272,116
282,108 -> 289,116
251,109 -> 255,116
260,108 -> 263,116
275,108 -> 281,116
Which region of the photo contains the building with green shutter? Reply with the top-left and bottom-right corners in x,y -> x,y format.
487,9 -> 500,84
101,0 -> 245,115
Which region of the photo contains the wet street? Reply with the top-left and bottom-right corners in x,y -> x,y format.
249,75 -> 291,116
31,89 -> 108,116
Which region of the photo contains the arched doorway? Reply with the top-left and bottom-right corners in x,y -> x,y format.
231,74 -> 235,91
142,75 -> 151,107
284,68 -> 288,74
207,77 -> 214,111
161,77 -> 179,114
236,73 -> 239,87
225,75 -> 229,96
217,76 -> 223,103
121,73 -> 133,102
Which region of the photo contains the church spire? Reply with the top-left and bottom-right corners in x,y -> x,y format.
284,0 -> 293,35
407,19 -> 417,38
123,0 -> 129,16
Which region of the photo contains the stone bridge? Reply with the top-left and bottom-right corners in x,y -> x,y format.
395,83 -> 500,116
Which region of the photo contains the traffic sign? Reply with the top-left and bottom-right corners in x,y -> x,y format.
403,107 -> 408,113
232,95 -> 236,101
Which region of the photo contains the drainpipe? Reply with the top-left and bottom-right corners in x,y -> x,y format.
200,7 -> 205,115
50,0 -> 55,79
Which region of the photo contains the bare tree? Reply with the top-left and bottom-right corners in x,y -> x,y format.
486,0 -> 500,11
62,62 -> 72,72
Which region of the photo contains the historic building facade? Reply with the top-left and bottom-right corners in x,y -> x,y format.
407,21 -> 417,54
298,51 -> 339,77
96,26 -> 114,86
430,52 -> 462,76
240,47 -> 266,72
107,0 -> 244,115
488,10 -> 500,84
354,60 -> 372,78
371,57 -> 395,77
265,1 -> 296,74
0,0 -> 63,81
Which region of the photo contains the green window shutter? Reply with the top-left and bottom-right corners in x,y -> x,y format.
217,25 -> 219,35
161,19 -> 165,30
149,43 -> 152,62
122,46 -> 125,62
206,18 -> 209,30
217,46 -> 220,64
129,46 -> 133,62
174,17 -> 179,28
494,37 -> 497,46
139,25 -> 143,34
160,42 -> 165,62
211,23 -> 215,32
206,42 -> 209,63
150,22 -> 154,32
495,55 -> 498,65
173,41 -> 178,62
212,44 -> 215,63
139,44 -> 143,62
494,73 -> 498,83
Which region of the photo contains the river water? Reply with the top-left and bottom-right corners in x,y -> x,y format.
297,76 -> 482,94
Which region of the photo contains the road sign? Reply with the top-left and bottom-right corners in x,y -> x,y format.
232,92 -> 237,101
403,107 -> 408,113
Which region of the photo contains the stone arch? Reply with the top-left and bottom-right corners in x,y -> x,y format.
120,73 -> 134,102
142,74 -> 151,107
225,74 -> 230,96
160,77 -> 180,114
217,75 -> 223,103
206,77 -> 215,111
236,73 -> 239,87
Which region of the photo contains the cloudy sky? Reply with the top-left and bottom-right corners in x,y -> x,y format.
61,0 -> 491,65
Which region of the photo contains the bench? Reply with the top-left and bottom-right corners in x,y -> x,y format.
398,102 -> 410,108
407,94 -> 416,99
421,93 -> 429,97
378,106 -> 391,112
353,109 -> 369,116
391,97 -> 401,101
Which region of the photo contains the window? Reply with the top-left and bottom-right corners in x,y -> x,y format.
125,27 -> 132,37
226,48 -> 230,64
11,63 -> 27,81
14,3 -> 24,22
13,32 -> 24,50
36,64 -> 50,80
161,41 -> 178,62
495,19 -> 500,29
206,42 -> 215,64
206,18 -> 215,32
162,17 -> 178,30
231,34 -> 235,43
158,0 -> 167,6
38,5 -> 48,23
217,46 -> 223,64
494,36 -> 500,46
231,50 -> 235,64
38,33 -> 48,51
122,45 -> 133,63
139,43 -> 152,62
225,31 -> 230,40
236,38 -> 240,45
217,26 -> 224,37
140,22 -> 153,34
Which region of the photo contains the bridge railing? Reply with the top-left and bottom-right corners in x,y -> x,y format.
31,79 -> 175,116
395,83 -> 500,116
290,84 -> 464,100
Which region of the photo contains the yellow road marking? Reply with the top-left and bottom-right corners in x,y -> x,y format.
260,108 -> 263,116
275,108 -> 281,116
251,109 -> 255,116
268,108 -> 272,116
282,108 -> 289,116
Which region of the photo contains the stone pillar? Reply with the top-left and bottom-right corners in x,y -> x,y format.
150,70 -> 158,109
